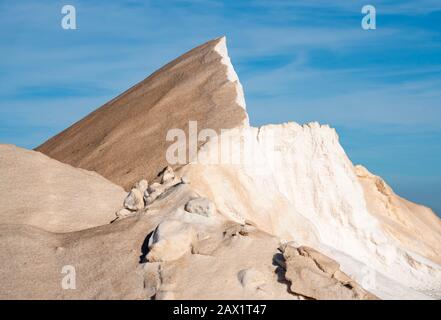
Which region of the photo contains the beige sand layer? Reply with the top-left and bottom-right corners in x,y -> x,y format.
36,37 -> 248,190
0,144 -> 125,233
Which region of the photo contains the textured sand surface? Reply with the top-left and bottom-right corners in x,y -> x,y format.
0,144 -> 125,233
36,37 -> 248,190
178,123 -> 441,299
1,37 -> 440,300
0,183 -> 194,300
355,165 -> 441,264
0,183 -> 374,300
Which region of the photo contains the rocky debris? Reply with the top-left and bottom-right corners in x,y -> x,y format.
145,195 -> 245,264
135,179 -> 149,195
145,198 -> 219,262
147,220 -> 196,262
118,168 -> 188,216
116,208 -> 134,219
147,182 -> 163,194
121,179 -> 149,213
297,246 -> 340,275
137,188 -> 372,300
163,177 -> 181,189
279,244 -> 378,300
144,182 -> 164,205
145,220 -> 298,300
161,166 -> 175,184
184,197 -> 216,217
123,188 -> 144,211
143,168 -> 182,206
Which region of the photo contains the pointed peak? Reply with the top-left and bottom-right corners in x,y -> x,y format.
212,36 -> 248,120
37,37 -> 249,189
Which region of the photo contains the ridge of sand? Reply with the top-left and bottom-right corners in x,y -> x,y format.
214,37 -> 248,117
36,36 -> 248,190
354,165 -> 441,264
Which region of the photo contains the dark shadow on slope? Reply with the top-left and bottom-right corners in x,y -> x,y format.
272,252 -> 290,286
139,230 -> 154,263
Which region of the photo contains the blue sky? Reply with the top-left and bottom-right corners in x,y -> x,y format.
1,0 -> 440,215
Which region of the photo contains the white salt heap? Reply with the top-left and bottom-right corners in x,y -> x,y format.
180,121 -> 441,299
1,36 -> 440,300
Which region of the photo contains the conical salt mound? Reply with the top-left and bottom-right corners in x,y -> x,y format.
36,37 -> 248,190
16,36 -> 440,300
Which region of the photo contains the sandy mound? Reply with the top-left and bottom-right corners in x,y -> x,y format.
0,144 -> 125,232
0,180 -> 375,300
355,165 -> 441,264
1,37 -> 440,300
36,37 -> 248,190
178,122 -> 441,299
